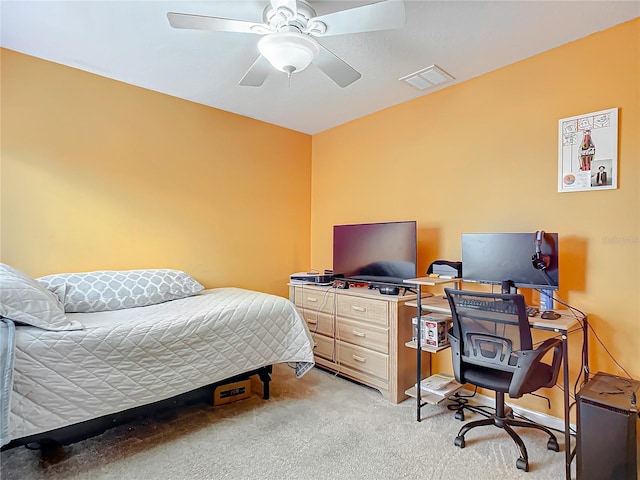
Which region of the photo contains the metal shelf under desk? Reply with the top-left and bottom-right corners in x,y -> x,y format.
403,340 -> 463,406
403,277 -> 461,417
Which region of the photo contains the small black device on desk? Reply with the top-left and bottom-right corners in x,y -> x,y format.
541,310 -> 561,320
379,286 -> 400,295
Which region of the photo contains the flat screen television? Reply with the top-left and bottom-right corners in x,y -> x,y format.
461,232 -> 559,290
333,221 -> 417,286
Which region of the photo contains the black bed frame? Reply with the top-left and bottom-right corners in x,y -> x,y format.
2,365 -> 272,454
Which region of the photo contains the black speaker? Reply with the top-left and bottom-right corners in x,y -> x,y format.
576,372 -> 639,480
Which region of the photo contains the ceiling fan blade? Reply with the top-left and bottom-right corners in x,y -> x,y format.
313,44 -> 361,88
167,12 -> 262,34
269,0 -> 297,19
239,55 -> 272,87
310,0 -> 405,37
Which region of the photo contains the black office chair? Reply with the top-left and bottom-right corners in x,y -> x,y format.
444,288 -> 563,472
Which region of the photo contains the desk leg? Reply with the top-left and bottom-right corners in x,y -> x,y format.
416,285 -> 422,422
583,315 -> 589,383
562,333 -> 572,480
564,314 -> 588,479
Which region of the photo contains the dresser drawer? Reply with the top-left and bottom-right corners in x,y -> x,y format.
336,318 -> 388,354
337,341 -> 388,381
313,333 -> 334,361
302,310 -> 334,337
337,295 -> 388,326
294,288 -> 335,314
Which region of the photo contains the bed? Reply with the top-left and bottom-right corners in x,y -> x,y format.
0,265 -> 315,449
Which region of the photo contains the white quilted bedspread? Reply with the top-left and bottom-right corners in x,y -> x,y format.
9,288 -> 314,441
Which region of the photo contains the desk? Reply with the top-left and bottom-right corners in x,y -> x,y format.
404,277 -> 586,480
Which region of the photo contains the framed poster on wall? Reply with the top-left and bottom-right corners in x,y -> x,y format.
558,107 -> 618,193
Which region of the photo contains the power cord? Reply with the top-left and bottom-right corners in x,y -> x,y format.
528,391 -> 552,409
584,321 -> 634,379
545,288 -> 634,381
537,289 -> 590,398
295,284 -> 338,375
446,387 -> 495,420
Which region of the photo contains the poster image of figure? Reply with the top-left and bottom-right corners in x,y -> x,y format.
558,107 -> 618,193
579,129 -> 595,171
591,160 -> 612,187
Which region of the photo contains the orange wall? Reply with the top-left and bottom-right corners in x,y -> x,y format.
0,49 -> 312,296
311,20 -> 639,419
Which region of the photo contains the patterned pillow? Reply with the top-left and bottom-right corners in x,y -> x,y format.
0,263 -> 83,331
37,269 -> 205,313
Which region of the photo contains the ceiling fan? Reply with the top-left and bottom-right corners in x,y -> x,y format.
167,0 -> 405,88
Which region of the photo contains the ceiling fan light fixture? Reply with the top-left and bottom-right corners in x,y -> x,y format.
258,32 -> 320,74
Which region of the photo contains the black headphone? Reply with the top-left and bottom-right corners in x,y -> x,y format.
532,230 -> 551,270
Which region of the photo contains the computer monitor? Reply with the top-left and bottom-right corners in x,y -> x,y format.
461,232 -> 559,290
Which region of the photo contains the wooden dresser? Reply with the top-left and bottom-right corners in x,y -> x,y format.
289,284 -> 430,403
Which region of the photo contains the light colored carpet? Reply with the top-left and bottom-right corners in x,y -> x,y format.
1,364 -> 570,480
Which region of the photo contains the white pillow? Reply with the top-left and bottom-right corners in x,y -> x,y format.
0,263 -> 83,331
37,269 -> 204,313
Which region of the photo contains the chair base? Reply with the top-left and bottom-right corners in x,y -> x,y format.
451,401 -> 512,422
453,394 -> 560,472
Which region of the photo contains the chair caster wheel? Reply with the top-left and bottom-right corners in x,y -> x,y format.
454,436 -> 465,448
516,457 -> 529,471
454,410 -> 465,421
547,437 -> 559,452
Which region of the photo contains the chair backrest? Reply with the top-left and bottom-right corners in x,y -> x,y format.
445,288 -> 532,373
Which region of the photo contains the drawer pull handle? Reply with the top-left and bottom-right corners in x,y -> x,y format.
352,354 -> 367,363
307,297 -> 318,302
353,330 -> 366,337
307,319 -> 318,325
352,306 -> 366,312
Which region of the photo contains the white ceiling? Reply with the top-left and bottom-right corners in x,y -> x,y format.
1,1 -> 638,134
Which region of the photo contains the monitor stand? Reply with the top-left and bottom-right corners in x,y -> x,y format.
501,279 -> 517,294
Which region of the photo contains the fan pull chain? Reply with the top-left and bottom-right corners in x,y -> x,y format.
283,65 -> 295,88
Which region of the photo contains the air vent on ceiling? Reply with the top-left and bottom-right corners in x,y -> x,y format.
400,65 -> 454,90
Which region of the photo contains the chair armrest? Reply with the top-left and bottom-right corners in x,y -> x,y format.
537,337 -> 564,387
509,337 -> 563,398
